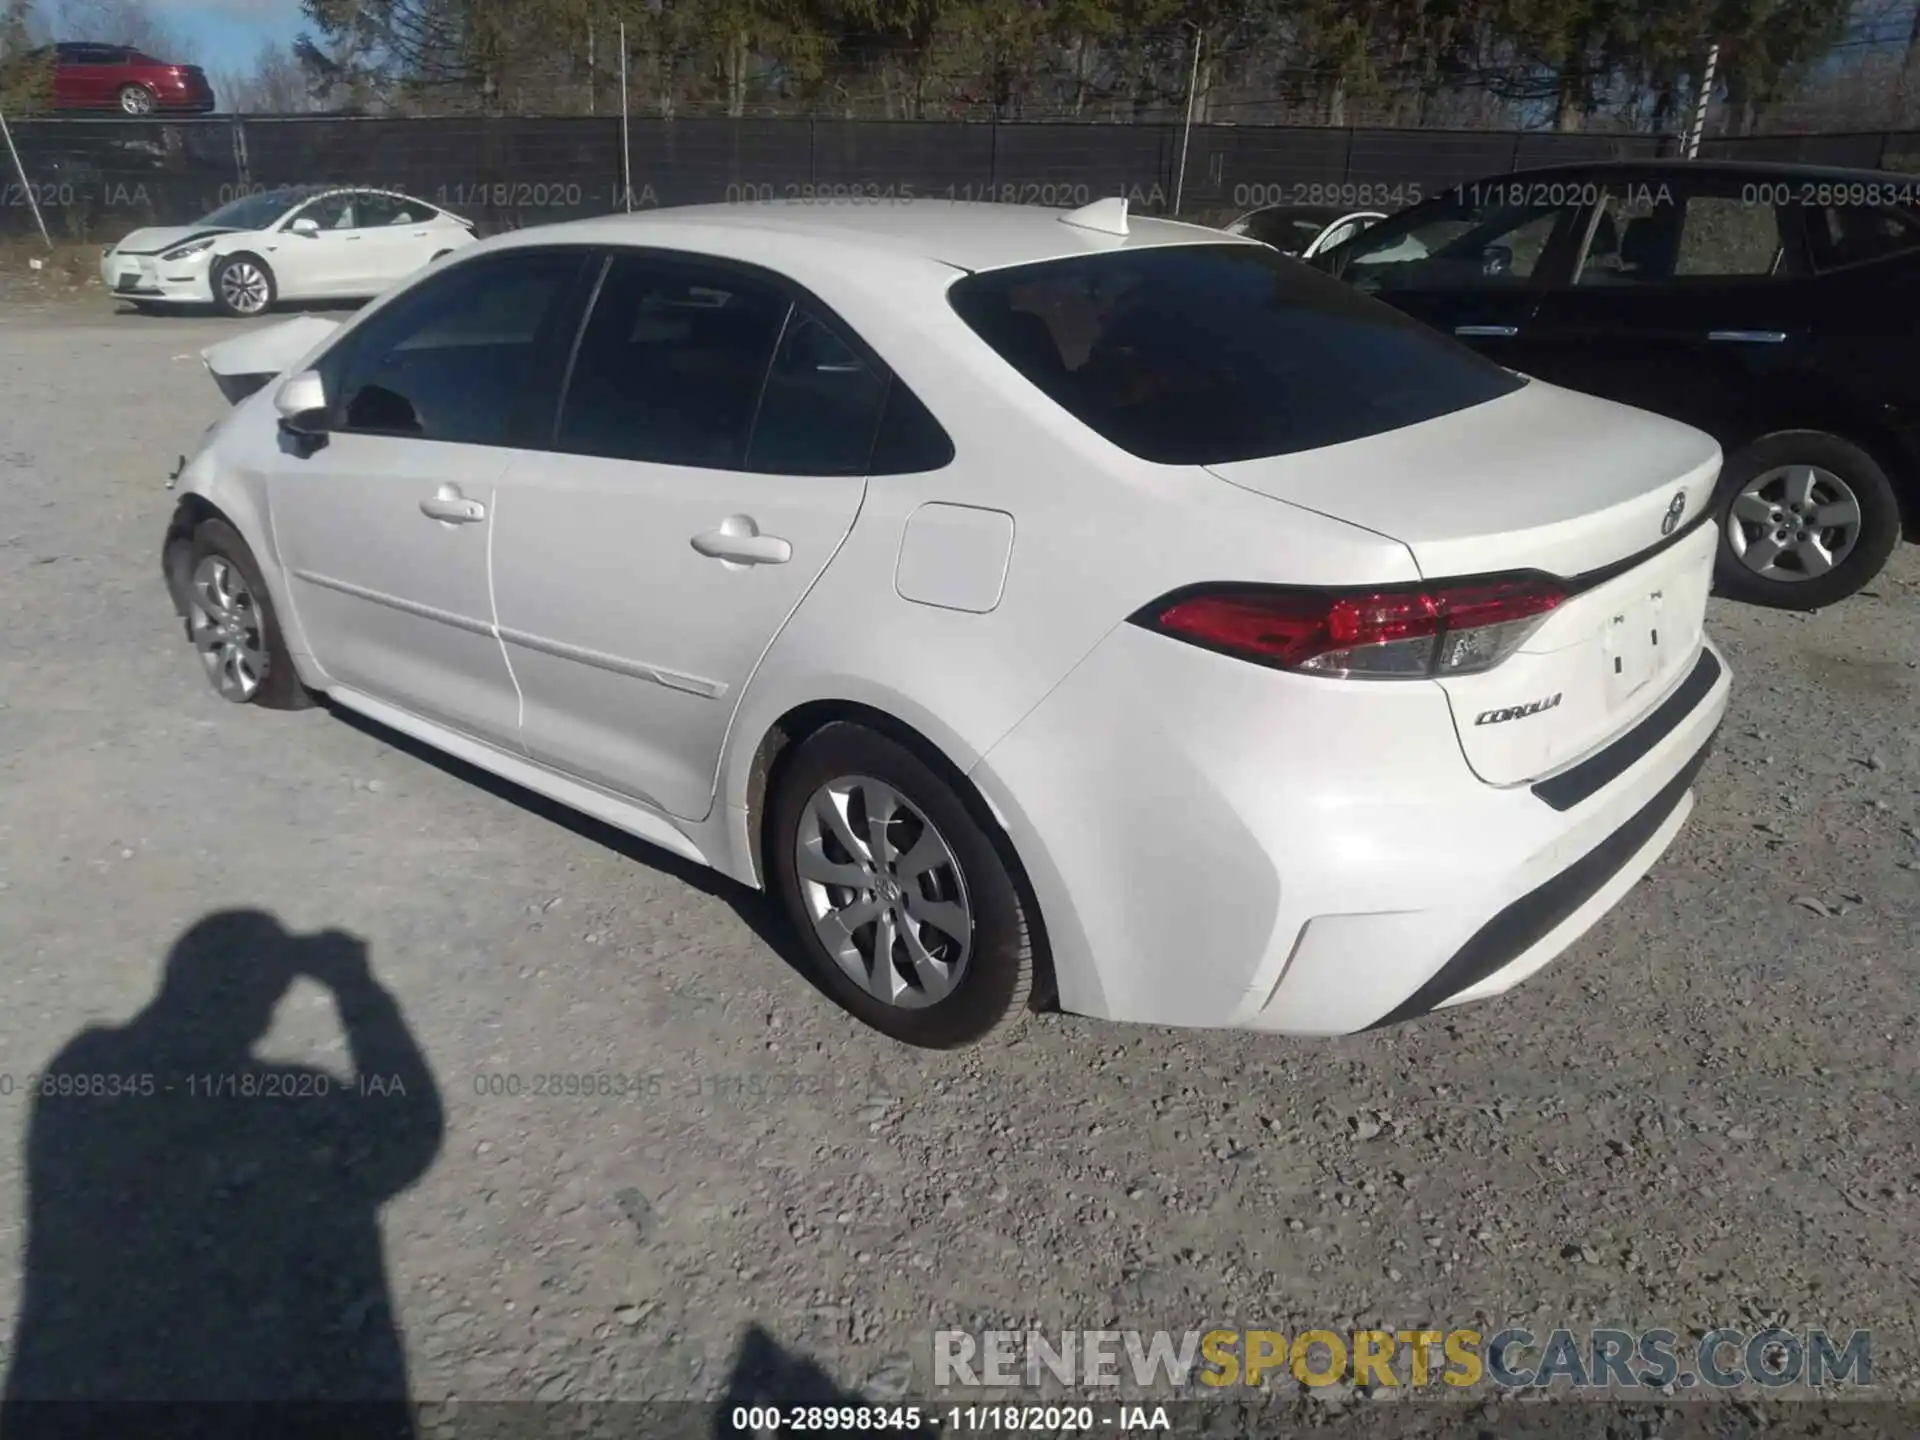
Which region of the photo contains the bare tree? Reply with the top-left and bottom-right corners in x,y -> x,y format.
215,39 -> 322,112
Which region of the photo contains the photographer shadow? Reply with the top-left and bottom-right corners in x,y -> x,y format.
0,910 -> 443,1438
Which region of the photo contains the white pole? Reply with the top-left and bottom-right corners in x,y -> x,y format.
1173,25 -> 1201,216
0,103 -> 52,248
588,20 -> 596,115
1686,43 -> 1719,158
619,21 -> 632,210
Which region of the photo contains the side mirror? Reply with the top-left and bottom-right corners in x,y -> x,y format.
274,370 -> 330,450
289,217 -> 321,238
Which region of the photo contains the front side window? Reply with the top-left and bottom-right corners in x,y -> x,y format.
1337,191 -> 1584,291
327,251 -> 586,446
197,190 -> 302,232
554,256 -> 792,469
949,243 -> 1525,466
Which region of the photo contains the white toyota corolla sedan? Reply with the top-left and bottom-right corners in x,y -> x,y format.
102,185 -> 476,317
163,197 -> 1731,1048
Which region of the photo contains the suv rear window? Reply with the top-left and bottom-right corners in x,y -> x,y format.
947,243 -> 1524,466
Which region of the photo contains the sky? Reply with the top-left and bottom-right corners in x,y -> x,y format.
152,0 -> 303,69
100,0 -> 304,71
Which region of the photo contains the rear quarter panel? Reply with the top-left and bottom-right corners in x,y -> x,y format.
714,253 -> 1422,847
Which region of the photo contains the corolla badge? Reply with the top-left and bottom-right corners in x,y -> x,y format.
1661,490 -> 1687,536
1475,694 -> 1563,726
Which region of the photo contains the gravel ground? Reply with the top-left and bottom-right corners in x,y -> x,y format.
1,303 -> 1917,1422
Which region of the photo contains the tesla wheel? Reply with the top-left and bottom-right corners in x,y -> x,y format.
117,85 -> 155,115
768,723 -> 1037,1048
183,519 -> 309,709
1712,431 -> 1902,610
212,254 -> 276,318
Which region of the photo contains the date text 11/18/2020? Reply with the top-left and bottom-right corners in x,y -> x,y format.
0,1072 -> 411,1099
729,1405 -> 1173,1432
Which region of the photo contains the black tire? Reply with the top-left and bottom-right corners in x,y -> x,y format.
183,518 -> 312,710
1711,431 -> 1902,610
767,723 -> 1037,1048
210,253 -> 276,319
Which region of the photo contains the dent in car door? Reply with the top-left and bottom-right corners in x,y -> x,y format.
268,249 -> 592,743
489,255 -> 883,820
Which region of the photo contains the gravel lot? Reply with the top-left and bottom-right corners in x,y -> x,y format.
1,302 -> 1917,1422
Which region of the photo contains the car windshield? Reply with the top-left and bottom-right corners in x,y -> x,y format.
947,242 -> 1525,466
196,191 -> 301,231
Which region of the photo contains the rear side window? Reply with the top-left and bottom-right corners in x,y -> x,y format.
555,255 -> 790,469
746,308 -> 890,476
948,243 -> 1524,466
1674,196 -> 1787,276
1806,204 -> 1920,270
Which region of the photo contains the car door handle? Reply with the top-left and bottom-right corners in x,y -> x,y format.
1707,329 -> 1787,343
420,487 -> 486,524
691,516 -> 791,566
1456,324 -> 1520,337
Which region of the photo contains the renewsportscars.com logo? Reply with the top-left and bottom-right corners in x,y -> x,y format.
933,1327 -> 1873,1392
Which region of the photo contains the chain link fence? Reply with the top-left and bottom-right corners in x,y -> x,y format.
5,114 -> 1918,241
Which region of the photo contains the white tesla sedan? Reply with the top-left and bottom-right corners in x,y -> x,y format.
102,186 -> 476,317
164,197 -> 1731,1048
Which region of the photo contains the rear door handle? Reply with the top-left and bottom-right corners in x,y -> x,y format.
1708,329 -> 1787,343
420,485 -> 486,524
691,515 -> 791,566
1456,324 -> 1519,337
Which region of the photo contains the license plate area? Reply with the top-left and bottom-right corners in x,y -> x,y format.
1601,585 -> 1670,710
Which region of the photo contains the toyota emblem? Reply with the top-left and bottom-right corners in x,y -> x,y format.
1661,490 -> 1687,536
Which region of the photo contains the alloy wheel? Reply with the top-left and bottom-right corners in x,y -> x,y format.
187,554 -> 269,702
119,87 -> 154,115
1725,465 -> 1863,583
219,262 -> 270,315
793,775 -> 974,1008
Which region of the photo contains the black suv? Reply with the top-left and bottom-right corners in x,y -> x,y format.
1315,160 -> 1920,609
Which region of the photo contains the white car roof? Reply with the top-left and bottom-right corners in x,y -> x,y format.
486,199 -> 1254,276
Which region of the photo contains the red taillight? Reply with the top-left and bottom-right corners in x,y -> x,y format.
1136,575 -> 1566,678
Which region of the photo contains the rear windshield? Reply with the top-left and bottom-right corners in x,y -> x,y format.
947,242 -> 1524,465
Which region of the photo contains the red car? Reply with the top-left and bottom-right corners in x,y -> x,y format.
20,42 -> 216,115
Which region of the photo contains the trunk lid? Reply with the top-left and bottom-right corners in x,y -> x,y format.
1433,519 -> 1717,785
1205,378 -> 1721,580
1206,378 -> 1724,786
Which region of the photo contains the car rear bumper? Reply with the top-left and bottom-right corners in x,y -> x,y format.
970,624 -> 1731,1035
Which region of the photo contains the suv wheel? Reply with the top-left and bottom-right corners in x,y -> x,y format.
1712,431 -> 1902,610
